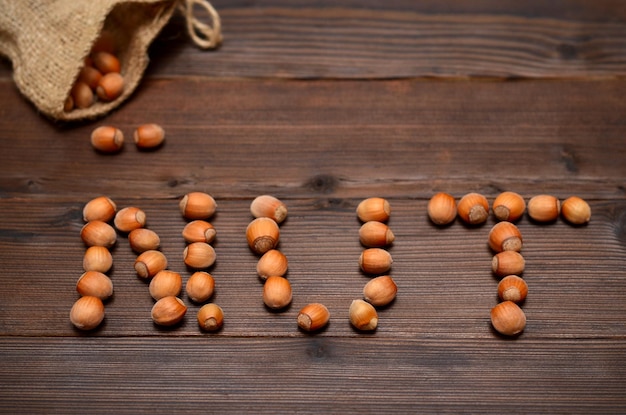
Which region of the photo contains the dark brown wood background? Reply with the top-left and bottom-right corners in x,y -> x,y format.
1,1 -> 625,413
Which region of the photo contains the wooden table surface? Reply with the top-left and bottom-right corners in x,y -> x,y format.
1,1 -> 625,413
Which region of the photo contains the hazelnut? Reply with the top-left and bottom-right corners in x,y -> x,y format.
70,296 -> 105,330
151,296 -> 187,326
358,221 -> 395,248
71,81 -> 94,109
297,303 -> 330,332
134,250 -> 168,279
492,191 -> 526,222
113,206 -> 146,233
91,51 -> 121,74
561,196 -> 591,225
363,275 -> 397,307
76,271 -> 113,300
134,123 -> 165,150
185,271 -> 215,303
488,221 -> 522,253
183,242 -> 216,269
90,126 -> 124,153
497,275 -> 528,304
427,192 -> 457,225
83,246 -> 113,273
246,217 -> 280,255
80,220 -> 117,248
96,72 -> 124,101
492,251 -> 525,277
256,249 -> 288,280
250,195 -> 288,224
78,65 -> 103,90
181,220 -> 216,244
527,195 -> 560,222
179,192 -> 217,220
263,275 -> 292,310
457,192 -> 489,225
83,196 -> 117,222
358,248 -> 393,275
349,299 -> 378,331
490,301 -> 526,336
197,303 -> 224,331
128,228 -> 161,253
149,270 -> 183,301
356,197 -> 391,223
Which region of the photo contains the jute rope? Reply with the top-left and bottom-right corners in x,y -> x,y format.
180,0 -> 222,49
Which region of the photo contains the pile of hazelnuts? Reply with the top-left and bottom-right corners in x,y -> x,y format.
428,191 -> 591,337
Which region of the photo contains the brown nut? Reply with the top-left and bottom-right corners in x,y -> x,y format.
90,126 -> 124,153
70,296 -> 105,330
349,299 -> 378,331
427,192 -> 457,225
497,275 -> 528,304
183,242 -> 216,269
359,221 -> 395,248
76,271 -> 113,300
256,249 -> 288,280
488,221 -> 523,253
185,271 -> 215,303
80,220 -> 117,248
492,191 -> 526,222
128,228 -> 161,253
527,195 -> 560,223
151,296 -> 187,326
134,250 -> 168,279
113,206 -> 146,233
134,123 -> 165,150
263,275 -> 292,310
356,197 -> 391,223
149,270 -> 183,301
457,192 -> 489,225
363,275 -> 397,307
246,217 -> 280,255
71,81 -> 94,109
182,220 -> 216,244
82,246 -> 113,273
197,303 -> 224,332
96,72 -> 124,102
78,65 -> 103,90
91,51 -> 121,74
297,303 -> 330,332
492,251 -> 525,277
561,196 -> 591,225
83,196 -> 117,223
250,195 -> 288,224
179,192 -> 217,220
358,248 -> 393,275
491,300 -> 526,336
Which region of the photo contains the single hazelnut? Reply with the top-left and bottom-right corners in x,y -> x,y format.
179,192 -> 217,220
246,217 -> 280,255
183,242 -> 216,269
149,270 -> 183,301
359,221 -> 395,248
561,196 -> 591,225
113,206 -> 146,233
182,220 -> 216,244
83,196 -> 117,222
197,303 -> 224,331
80,220 -> 117,248
363,275 -> 397,307
96,72 -> 124,101
356,197 -> 391,223
488,221 -> 523,253
349,299 -> 378,331
76,271 -> 113,300
78,65 -> 103,90
263,275 -> 292,310
250,195 -> 288,224
90,126 -> 124,153
185,271 -> 215,303
497,275 -> 528,304
297,303 -> 330,332
83,246 -> 113,273
492,251 -> 525,277
70,296 -> 105,330
427,192 -> 457,225
128,228 -> 161,253
134,123 -> 165,150
256,249 -> 288,280
527,195 -> 560,222
492,191 -> 526,222
134,250 -> 168,279
71,81 -> 94,109
491,301 -> 526,336
91,51 -> 121,74
358,248 -> 393,275
457,192 -> 489,225
151,296 -> 187,326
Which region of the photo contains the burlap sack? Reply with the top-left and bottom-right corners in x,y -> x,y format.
0,0 -> 221,122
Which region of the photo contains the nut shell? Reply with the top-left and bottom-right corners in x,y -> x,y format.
151,296 -> 187,326
76,271 -> 113,300
359,221 -> 395,248
128,228 -> 161,253
185,271 -> 215,303
80,220 -> 117,248
359,248 -> 393,275
263,275 -> 292,310
70,296 -> 105,330
297,303 -> 330,332
457,192 -> 489,225
528,195 -> 560,222
427,192 -> 457,225
492,191 -> 526,222
90,126 -> 124,153
83,196 -> 117,222
96,72 -> 124,101
490,300 -> 526,336
179,192 -> 217,220
114,206 -> 146,233
197,303 -> 224,331
363,275 -> 397,307
349,299 -> 378,331
134,123 -> 165,149
356,197 -> 391,223
561,196 -> 591,225
182,220 -> 216,244
492,251 -> 525,277
134,250 -> 168,279
149,270 -> 183,301
83,246 -> 113,273
183,242 -> 216,269
256,249 -> 288,280
488,221 -> 523,253
91,51 -> 120,74
250,195 -> 288,224
497,275 -> 528,304
246,217 -> 280,255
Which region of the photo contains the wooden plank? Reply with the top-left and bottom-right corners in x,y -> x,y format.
0,337 -> 624,414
